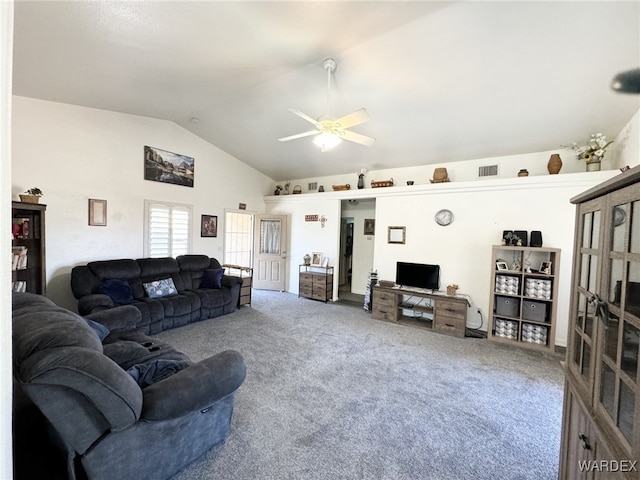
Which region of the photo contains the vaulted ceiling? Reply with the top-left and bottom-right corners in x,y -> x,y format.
12,1 -> 640,181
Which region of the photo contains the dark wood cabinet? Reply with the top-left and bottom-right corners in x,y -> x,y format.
12,201 -> 46,295
559,166 -> 640,479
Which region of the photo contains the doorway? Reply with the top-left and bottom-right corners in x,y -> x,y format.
338,198 -> 376,305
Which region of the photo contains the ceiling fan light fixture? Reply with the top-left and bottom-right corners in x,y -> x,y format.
313,131 -> 342,151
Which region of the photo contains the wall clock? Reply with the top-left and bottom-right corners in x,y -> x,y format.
435,209 -> 454,226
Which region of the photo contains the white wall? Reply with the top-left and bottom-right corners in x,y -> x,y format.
265,196 -> 342,299
612,108 -> 640,170
265,171 -> 618,347
12,96 -> 274,310
341,199 -> 376,295
1,2 -> 14,478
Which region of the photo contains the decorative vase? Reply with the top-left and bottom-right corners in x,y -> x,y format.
303,254 -> 311,266
357,174 -> 364,189
547,154 -> 562,174
586,160 -> 601,172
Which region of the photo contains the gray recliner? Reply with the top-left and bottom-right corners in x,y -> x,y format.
12,292 -> 246,480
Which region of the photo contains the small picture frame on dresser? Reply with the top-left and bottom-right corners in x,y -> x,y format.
311,252 -> 323,266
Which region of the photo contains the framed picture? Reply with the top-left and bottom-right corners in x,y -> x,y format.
311,252 -> 323,266
496,261 -> 508,271
201,215 -> 218,237
364,218 -> 375,235
540,261 -> 552,275
388,226 -> 406,244
144,145 -> 194,187
88,199 -> 107,226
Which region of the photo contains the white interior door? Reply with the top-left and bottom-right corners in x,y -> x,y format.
253,214 -> 287,291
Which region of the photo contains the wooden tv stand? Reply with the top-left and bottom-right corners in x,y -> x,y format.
371,285 -> 469,338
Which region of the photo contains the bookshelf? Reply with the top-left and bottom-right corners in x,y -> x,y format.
12,201 -> 46,294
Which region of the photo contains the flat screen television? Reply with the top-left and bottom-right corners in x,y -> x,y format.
395,261 -> 440,291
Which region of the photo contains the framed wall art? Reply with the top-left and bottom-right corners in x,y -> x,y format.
88,199 -> 107,226
144,145 -> 194,187
201,215 -> 218,237
364,219 -> 375,235
387,226 -> 406,244
311,252 -> 323,266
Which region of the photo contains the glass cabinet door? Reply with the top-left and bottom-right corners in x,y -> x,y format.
569,200 -> 603,394
595,193 -> 640,450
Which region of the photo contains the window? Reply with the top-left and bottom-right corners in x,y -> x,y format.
224,211 -> 254,268
144,200 -> 192,258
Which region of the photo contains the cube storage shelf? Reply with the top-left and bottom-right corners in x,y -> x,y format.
488,244 -> 560,351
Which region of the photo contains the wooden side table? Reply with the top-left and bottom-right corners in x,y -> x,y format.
223,264 -> 253,306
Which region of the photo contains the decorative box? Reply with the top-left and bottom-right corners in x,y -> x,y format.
522,300 -> 547,322
495,296 -> 519,317
521,323 -> 549,345
494,318 -> 518,340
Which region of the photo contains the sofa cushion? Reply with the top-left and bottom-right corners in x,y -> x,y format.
84,318 -> 110,341
99,279 -> 134,305
143,278 -> 178,299
89,259 -> 141,281
201,268 -> 224,289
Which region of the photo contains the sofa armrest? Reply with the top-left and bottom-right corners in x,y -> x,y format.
86,305 -> 141,331
78,294 -> 114,316
221,275 -> 243,288
141,350 -> 246,420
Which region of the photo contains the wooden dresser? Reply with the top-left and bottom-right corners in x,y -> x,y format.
299,265 -> 334,302
371,285 -> 468,338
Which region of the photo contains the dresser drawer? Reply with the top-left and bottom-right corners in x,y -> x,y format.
436,299 -> 466,317
372,307 -> 396,322
299,286 -> 313,297
313,275 -> 332,286
434,319 -> 466,338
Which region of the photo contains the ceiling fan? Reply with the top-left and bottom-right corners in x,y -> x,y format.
278,58 -> 375,152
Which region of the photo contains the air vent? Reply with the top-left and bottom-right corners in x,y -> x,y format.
308,182 -> 318,191
478,164 -> 499,177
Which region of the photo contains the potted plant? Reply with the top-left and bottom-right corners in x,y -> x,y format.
19,187 -> 43,204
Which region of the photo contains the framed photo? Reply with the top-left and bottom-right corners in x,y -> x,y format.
311,252 -> 323,266
88,199 -> 107,226
364,218 -> 375,235
388,226 -> 406,244
144,145 -> 194,187
201,215 -> 218,237
540,261 -> 552,275
496,261 -> 508,271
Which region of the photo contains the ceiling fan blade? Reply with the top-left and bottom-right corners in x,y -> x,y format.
340,129 -> 376,147
334,108 -> 370,129
278,129 -> 320,142
289,109 -> 322,128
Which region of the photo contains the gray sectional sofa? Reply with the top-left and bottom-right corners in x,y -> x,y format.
71,254 -> 243,334
12,292 -> 246,480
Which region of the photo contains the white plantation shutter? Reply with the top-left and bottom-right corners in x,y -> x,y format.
145,201 -> 192,258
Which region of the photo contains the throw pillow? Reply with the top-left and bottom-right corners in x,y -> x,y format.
84,318 -> 110,341
143,278 -> 178,298
98,278 -> 134,305
201,268 -> 224,289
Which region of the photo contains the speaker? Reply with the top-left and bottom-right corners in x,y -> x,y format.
530,231 -> 543,247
